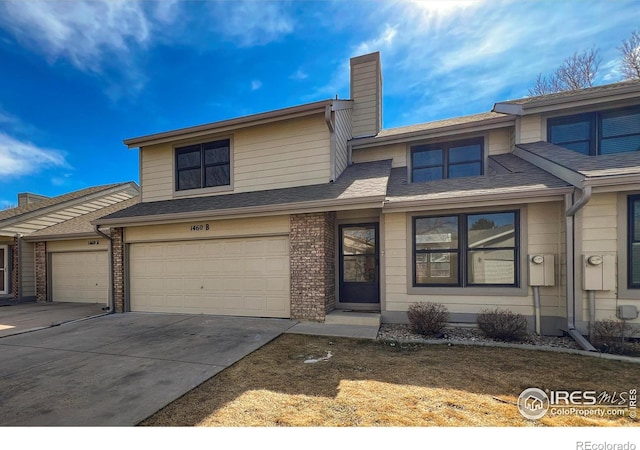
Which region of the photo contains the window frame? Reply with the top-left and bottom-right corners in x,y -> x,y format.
547,105 -> 640,156
410,137 -> 484,183
174,138 -> 232,194
627,194 -> 640,289
412,210 -> 520,289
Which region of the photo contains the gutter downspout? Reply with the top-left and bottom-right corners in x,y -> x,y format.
325,104 -> 336,182
94,225 -> 114,314
564,186 -> 597,351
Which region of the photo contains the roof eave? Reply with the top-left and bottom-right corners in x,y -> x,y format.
23,231 -> 102,242
123,100 -> 334,149
92,195 -> 387,227
382,187 -> 573,212
351,115 -> 515,149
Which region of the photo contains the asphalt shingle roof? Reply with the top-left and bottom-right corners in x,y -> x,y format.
496,79 -> 640,106
26,196 -> 140,239
385,154 -> 570,205
516,142 -> 640,178
0,183 -> 128,222
96,160 -> 392,223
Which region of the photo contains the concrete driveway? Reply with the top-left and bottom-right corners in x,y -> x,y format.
0,313 -> 295,426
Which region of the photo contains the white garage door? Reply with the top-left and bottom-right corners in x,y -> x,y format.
51,251 -> 109,303
129,236 -> 290,318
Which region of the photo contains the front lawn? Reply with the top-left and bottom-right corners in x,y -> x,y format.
140,334 -> 639,427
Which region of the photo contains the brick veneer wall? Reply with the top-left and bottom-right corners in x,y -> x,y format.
111,227 -> 125,313
290,212 -> 336,321
35,242 -> 46,302
12,237 -> 19,298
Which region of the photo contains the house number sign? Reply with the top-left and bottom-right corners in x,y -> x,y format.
190,224 -> 210,231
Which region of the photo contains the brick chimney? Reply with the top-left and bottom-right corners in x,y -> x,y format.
350,52 -> 382,138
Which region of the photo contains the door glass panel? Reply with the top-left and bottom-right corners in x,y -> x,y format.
0,248 -> 4,269
343,227 -> 375,255
343,255 -> 376,282
0,248 -> 5,292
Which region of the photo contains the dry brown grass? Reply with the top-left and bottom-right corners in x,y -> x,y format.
140,334 -> 639,427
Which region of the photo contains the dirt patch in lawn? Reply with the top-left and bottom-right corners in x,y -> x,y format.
140,334 -> 639,427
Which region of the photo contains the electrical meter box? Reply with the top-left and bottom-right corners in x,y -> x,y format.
582,254 -> 615,291
528,254 -> 555,286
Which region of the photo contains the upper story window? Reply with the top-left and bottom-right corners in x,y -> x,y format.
547,106 -> 640,156
411,137 -> 483,182
175,139 -> 230,191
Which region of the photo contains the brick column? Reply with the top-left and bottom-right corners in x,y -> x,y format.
35,242 -> 47,302
290,212 -> 336,321
111,227 -> 125,313
12,236 -> 19,298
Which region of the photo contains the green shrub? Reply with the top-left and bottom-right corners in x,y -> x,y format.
477,308 -> 528,341
407,302 -> 449,337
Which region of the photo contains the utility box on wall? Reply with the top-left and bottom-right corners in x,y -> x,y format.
528,254 -> 555,286
582,254 -> 615,291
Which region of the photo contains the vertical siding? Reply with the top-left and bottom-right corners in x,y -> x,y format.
333,108 -> 353,179
578,193 -> 619,322
20,241 -> 35,297
351,59 -> 381,138
351,143 -> 406,168
519,115 -> 543,143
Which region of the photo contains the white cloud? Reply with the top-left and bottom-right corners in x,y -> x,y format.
0,133 -> 68,177
208,1 -> 294,47
0,1 -> 151,73
355,24 -> 398,55
290,69 -> 308,81
251,80 -> 263,91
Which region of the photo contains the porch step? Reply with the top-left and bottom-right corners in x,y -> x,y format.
325,311 -> 381,327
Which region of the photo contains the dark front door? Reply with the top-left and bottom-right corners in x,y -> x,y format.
339,223 -> 380,304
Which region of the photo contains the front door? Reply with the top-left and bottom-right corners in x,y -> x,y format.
339,224 -> 380,304
0,246 -> 7,295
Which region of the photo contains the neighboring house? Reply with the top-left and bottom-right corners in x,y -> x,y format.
94,51 -> 640,345
0,182 -> 139,306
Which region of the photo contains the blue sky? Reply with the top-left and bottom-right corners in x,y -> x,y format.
0,0 -> 638,207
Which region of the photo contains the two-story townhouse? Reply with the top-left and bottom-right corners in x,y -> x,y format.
95,52 -> 640,348
0,182 -> 139,306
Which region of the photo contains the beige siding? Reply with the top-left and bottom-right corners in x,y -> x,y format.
234,114 -> 330,191
383,204 -> 567,324
20,241 -> 35,297
519,115 -> 543,144
352,143 -> 406,168
334,108 -> 353,179
577,193 -> 622,323
487,127 -> 512,155
47,239 -> 109,253
125,215 -> 289,243
140,144 -> 173,202
351,59 -> 381,138
527,202 -> 566,319
139,114 -> 331,202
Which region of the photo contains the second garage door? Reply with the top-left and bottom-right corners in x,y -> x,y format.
129,236 -> 290,318
51,251 -> 109,303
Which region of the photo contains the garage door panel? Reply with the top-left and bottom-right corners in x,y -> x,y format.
51,251 -> 108,304
129,236 -> 290,318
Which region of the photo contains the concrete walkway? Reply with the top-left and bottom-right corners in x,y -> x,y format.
0,313 -> 294,426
